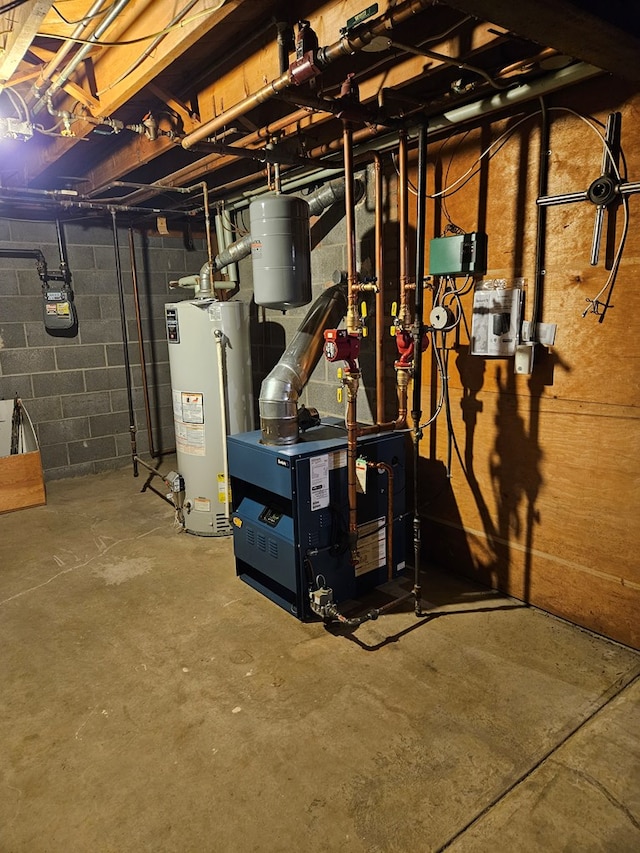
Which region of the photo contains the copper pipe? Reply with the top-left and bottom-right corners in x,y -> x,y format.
343,121 -> 360,335
345,373 -> 360,560
368,461 -> 394,582
497,48 -> 561,79
356,367 -> 409,436
341,114 -> 362,562
181,0 -> 432,150
95,107 -> 323,205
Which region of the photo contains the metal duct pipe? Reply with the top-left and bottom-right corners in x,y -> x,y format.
259,284 -> 348,445
181,0 -> 432,149
213,177 -> 364,272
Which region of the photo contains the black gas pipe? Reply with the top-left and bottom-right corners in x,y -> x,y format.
110,210 -> 138,476
411,121 -> 428,617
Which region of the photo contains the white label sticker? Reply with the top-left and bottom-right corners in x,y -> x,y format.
310,454 -> 329,511
172,389 -> 183,420
355,516 -> 386,577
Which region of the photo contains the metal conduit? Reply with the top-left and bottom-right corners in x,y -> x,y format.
30,0 -> 110,103
411,121 -> 428,617
111,210 -> 138,476
128,227 -> 157,460
34,0 -> 134,112
181,0 -> 432,149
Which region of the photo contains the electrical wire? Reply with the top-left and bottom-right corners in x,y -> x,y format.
0,86 -> 31,125
38,5 -> 222,48
51,1 -> 120,25
419,330 -> 446,430
427,111 -> 537,199
407,104 -> 629,318
0,0 -> 31,13
582,197 -> 629,317
545,107 -> 629,319
96,0 -> 211,95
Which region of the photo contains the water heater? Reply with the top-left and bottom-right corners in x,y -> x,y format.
165,298 -> 254,536
249,193 -> 312,310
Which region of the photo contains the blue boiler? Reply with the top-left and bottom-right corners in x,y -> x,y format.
227,421 -> 406,620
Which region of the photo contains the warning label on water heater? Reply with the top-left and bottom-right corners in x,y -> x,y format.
173,389 -> 204,424
173,390 -> 206,454
175,421 -> 205,456
181,392 -> 204,424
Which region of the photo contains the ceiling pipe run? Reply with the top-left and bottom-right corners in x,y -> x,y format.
156,61 -> 601,213
33,0 -> 134,114
181,0 -> 433,150
30,0 -> 111,105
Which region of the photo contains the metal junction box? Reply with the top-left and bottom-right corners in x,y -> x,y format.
428,231 -> 487,276
227,422 -> 406,620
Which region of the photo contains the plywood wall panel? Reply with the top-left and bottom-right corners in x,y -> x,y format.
417,77 -> 640,647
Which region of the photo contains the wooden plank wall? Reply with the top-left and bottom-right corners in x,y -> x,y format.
416,75 -> 639,649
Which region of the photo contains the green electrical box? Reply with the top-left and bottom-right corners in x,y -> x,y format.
428,232 -> 487,276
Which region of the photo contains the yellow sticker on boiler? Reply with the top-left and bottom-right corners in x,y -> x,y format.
217,473 -> 231,503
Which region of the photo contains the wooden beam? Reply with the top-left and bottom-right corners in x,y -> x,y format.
146,83 -> 199,131
444,0 -> 640,83
0,1 -> 54,82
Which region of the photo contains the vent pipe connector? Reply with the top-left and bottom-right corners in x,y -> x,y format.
259,284 -> 347,445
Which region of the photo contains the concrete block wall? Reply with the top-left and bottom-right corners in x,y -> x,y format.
0,217 -> 206,479
0,168 -> 398,481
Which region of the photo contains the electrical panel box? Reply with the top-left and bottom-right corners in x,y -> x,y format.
428,232 -> 487,276
227,421 -> 406,621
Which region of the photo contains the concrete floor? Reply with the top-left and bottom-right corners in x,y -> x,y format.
1,463 -> 639,853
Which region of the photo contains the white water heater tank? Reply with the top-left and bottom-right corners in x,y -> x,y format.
249,193 -> 312,310
165,298 -> 254,536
